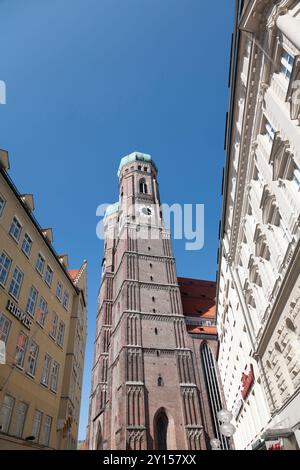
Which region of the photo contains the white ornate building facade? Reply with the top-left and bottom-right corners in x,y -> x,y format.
217,0 -> 300,450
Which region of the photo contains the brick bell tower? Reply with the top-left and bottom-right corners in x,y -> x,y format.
88,152 -> 206,450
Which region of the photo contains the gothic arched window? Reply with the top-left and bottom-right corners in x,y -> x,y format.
155,411 -> 168,450
139,178 -> 148,194
157,375 -> 163,387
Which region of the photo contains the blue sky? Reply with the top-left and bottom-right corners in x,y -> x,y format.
0,0 -> 234,440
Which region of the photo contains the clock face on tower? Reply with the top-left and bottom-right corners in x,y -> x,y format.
140,206 -> 152,216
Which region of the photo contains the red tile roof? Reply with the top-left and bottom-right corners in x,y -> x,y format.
68,269 -> 80,281
178,277 -> 216,319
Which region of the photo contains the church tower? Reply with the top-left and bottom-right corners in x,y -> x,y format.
88,153 -> 206,450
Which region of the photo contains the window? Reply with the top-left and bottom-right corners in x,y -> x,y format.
0,251 -> 12,286
14,402 -> 28,438
41,353 -> 52,386
63,291 -> 69,310
44,265 -> 53,287
280,49 -> 294,80
57,321 -> 65,347
9,267 -> 24,300
0,193 -> 6,217
293,166 -> 300,189
157,376 -> 164,387
138,165 -> 141,170
144,167 -> 148,172
265,120 -> 276,144
15,332 -> 28,368
32,410 -> 42,441
155,328 -> 158,335
155,411 -> 168,450
21,233 -> 32,257
26,340 -> 39,376
9,216 -> 22,242
139,178 -> 148,194
37,297 -> 48,327
41,415 -> 52,446
35,253 -> 45,275
0,313 -> 11,343
0,395 -> 15,433
50,360 -> 60,392
56,281 -> 63,301
49,312 -> 58,339
26,286 -> 38,317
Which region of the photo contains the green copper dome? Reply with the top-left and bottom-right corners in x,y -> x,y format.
117,152 -> 157,177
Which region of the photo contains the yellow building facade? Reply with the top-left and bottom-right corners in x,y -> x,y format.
0,150 -> 87,449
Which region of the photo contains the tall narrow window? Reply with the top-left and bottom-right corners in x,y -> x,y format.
57,321 -> 65,347
41,415 -> 52,446
201,343 -> 229,450
9,267 -> 24,300
0,193 -> 6,217
32,410 -> 43,441
139,178 -> 148,194
9,216 -> 22,242
0,395 -> 15,433
280,49 -> 294,81
44,265 -> 53,287
56,281 -> 63,301
155,411 -> 168,450
15,332 -> 28,368
50,360 -> 60,392
26,340 -> 39,377
0,313 -> 11,343
41,354 -> 52,386
21,233 -> 32,257
14,402 -> 28,438
26,286 -> 38,317
35,253 -> 45,275
37,297 -> 48,327
0,251 -> 12,286
50,312 -> 58,339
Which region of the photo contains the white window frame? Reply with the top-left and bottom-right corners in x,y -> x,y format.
26,285 -> 38,317
44,265 -> 53,287
50,360 -> 59,392
9,266 -> 24,301
41,415 -> 52,446
0,312 -> 11,344
15,331 -> 28,368
62,291 -> 69,310
26,340 -> 39,377
57,320 -> 65,348
35,253 -> 45,276
265,120 -> 276,144
0,193 -> 6,217
36,297 -> 48,327
32,410 -> 43,441
0,394 -> 15,434
49,312 -> 58,340
0,251 -> 12,287
14,401 -> 28,438
9,216 -> 22,242
56,281 -> 63,301
280,48 -> 294,81
41,353 -> 52,387
21,233 -> 33,258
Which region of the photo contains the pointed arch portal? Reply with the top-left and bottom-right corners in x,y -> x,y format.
155,411 -> 169,450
